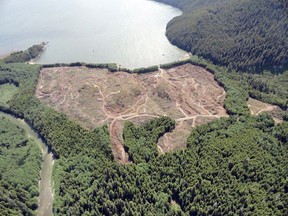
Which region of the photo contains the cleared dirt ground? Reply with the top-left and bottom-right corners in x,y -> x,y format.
36,64 -> 227,163
247,97 -> 283,124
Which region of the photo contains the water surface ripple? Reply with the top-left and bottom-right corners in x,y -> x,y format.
0,0 -> 186,68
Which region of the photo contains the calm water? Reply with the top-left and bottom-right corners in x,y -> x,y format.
0,0 -> 186,68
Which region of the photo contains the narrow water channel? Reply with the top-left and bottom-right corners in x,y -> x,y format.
0,112 -> 54,216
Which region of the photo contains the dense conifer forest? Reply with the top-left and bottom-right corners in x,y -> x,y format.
0,52 -> 287,214
155,0 -> 288,72
0,0 -> 288,214
0,116 -> 42,215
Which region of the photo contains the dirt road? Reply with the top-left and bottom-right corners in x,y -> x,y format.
36,64 -> 228,162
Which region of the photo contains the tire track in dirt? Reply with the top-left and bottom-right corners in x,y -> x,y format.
109,120 -> 129,164
36,64 -> 228,162
247,97 -> 283,124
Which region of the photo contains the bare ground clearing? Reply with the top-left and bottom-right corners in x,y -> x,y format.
247,97 -> 283,124
36,64 -> 228,163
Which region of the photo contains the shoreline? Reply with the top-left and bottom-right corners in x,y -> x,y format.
28,42 -> 48,65
0,52 -> 11,59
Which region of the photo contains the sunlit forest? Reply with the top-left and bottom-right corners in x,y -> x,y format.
0,51 -> 287,214
0,0 -> 288,215
156,0 -> 288,72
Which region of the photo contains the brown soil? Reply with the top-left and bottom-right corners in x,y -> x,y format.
0,53 -> 11,59
36,64 -> 228,163
247,97 -> 283,124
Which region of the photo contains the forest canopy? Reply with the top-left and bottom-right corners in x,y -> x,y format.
0,51 -> 287,215
0,115 -> 42,215
155,0 -> 288,73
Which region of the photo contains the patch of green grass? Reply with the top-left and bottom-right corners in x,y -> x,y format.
0,83 -> 19,105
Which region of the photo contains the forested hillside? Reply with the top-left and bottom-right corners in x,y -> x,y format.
0,116 -> 42,215
245,71 -> 288,109
156,0 -> 288,72
0,55 -> 287,215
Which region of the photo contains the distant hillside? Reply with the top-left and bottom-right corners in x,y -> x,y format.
156,0 -> 288,72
